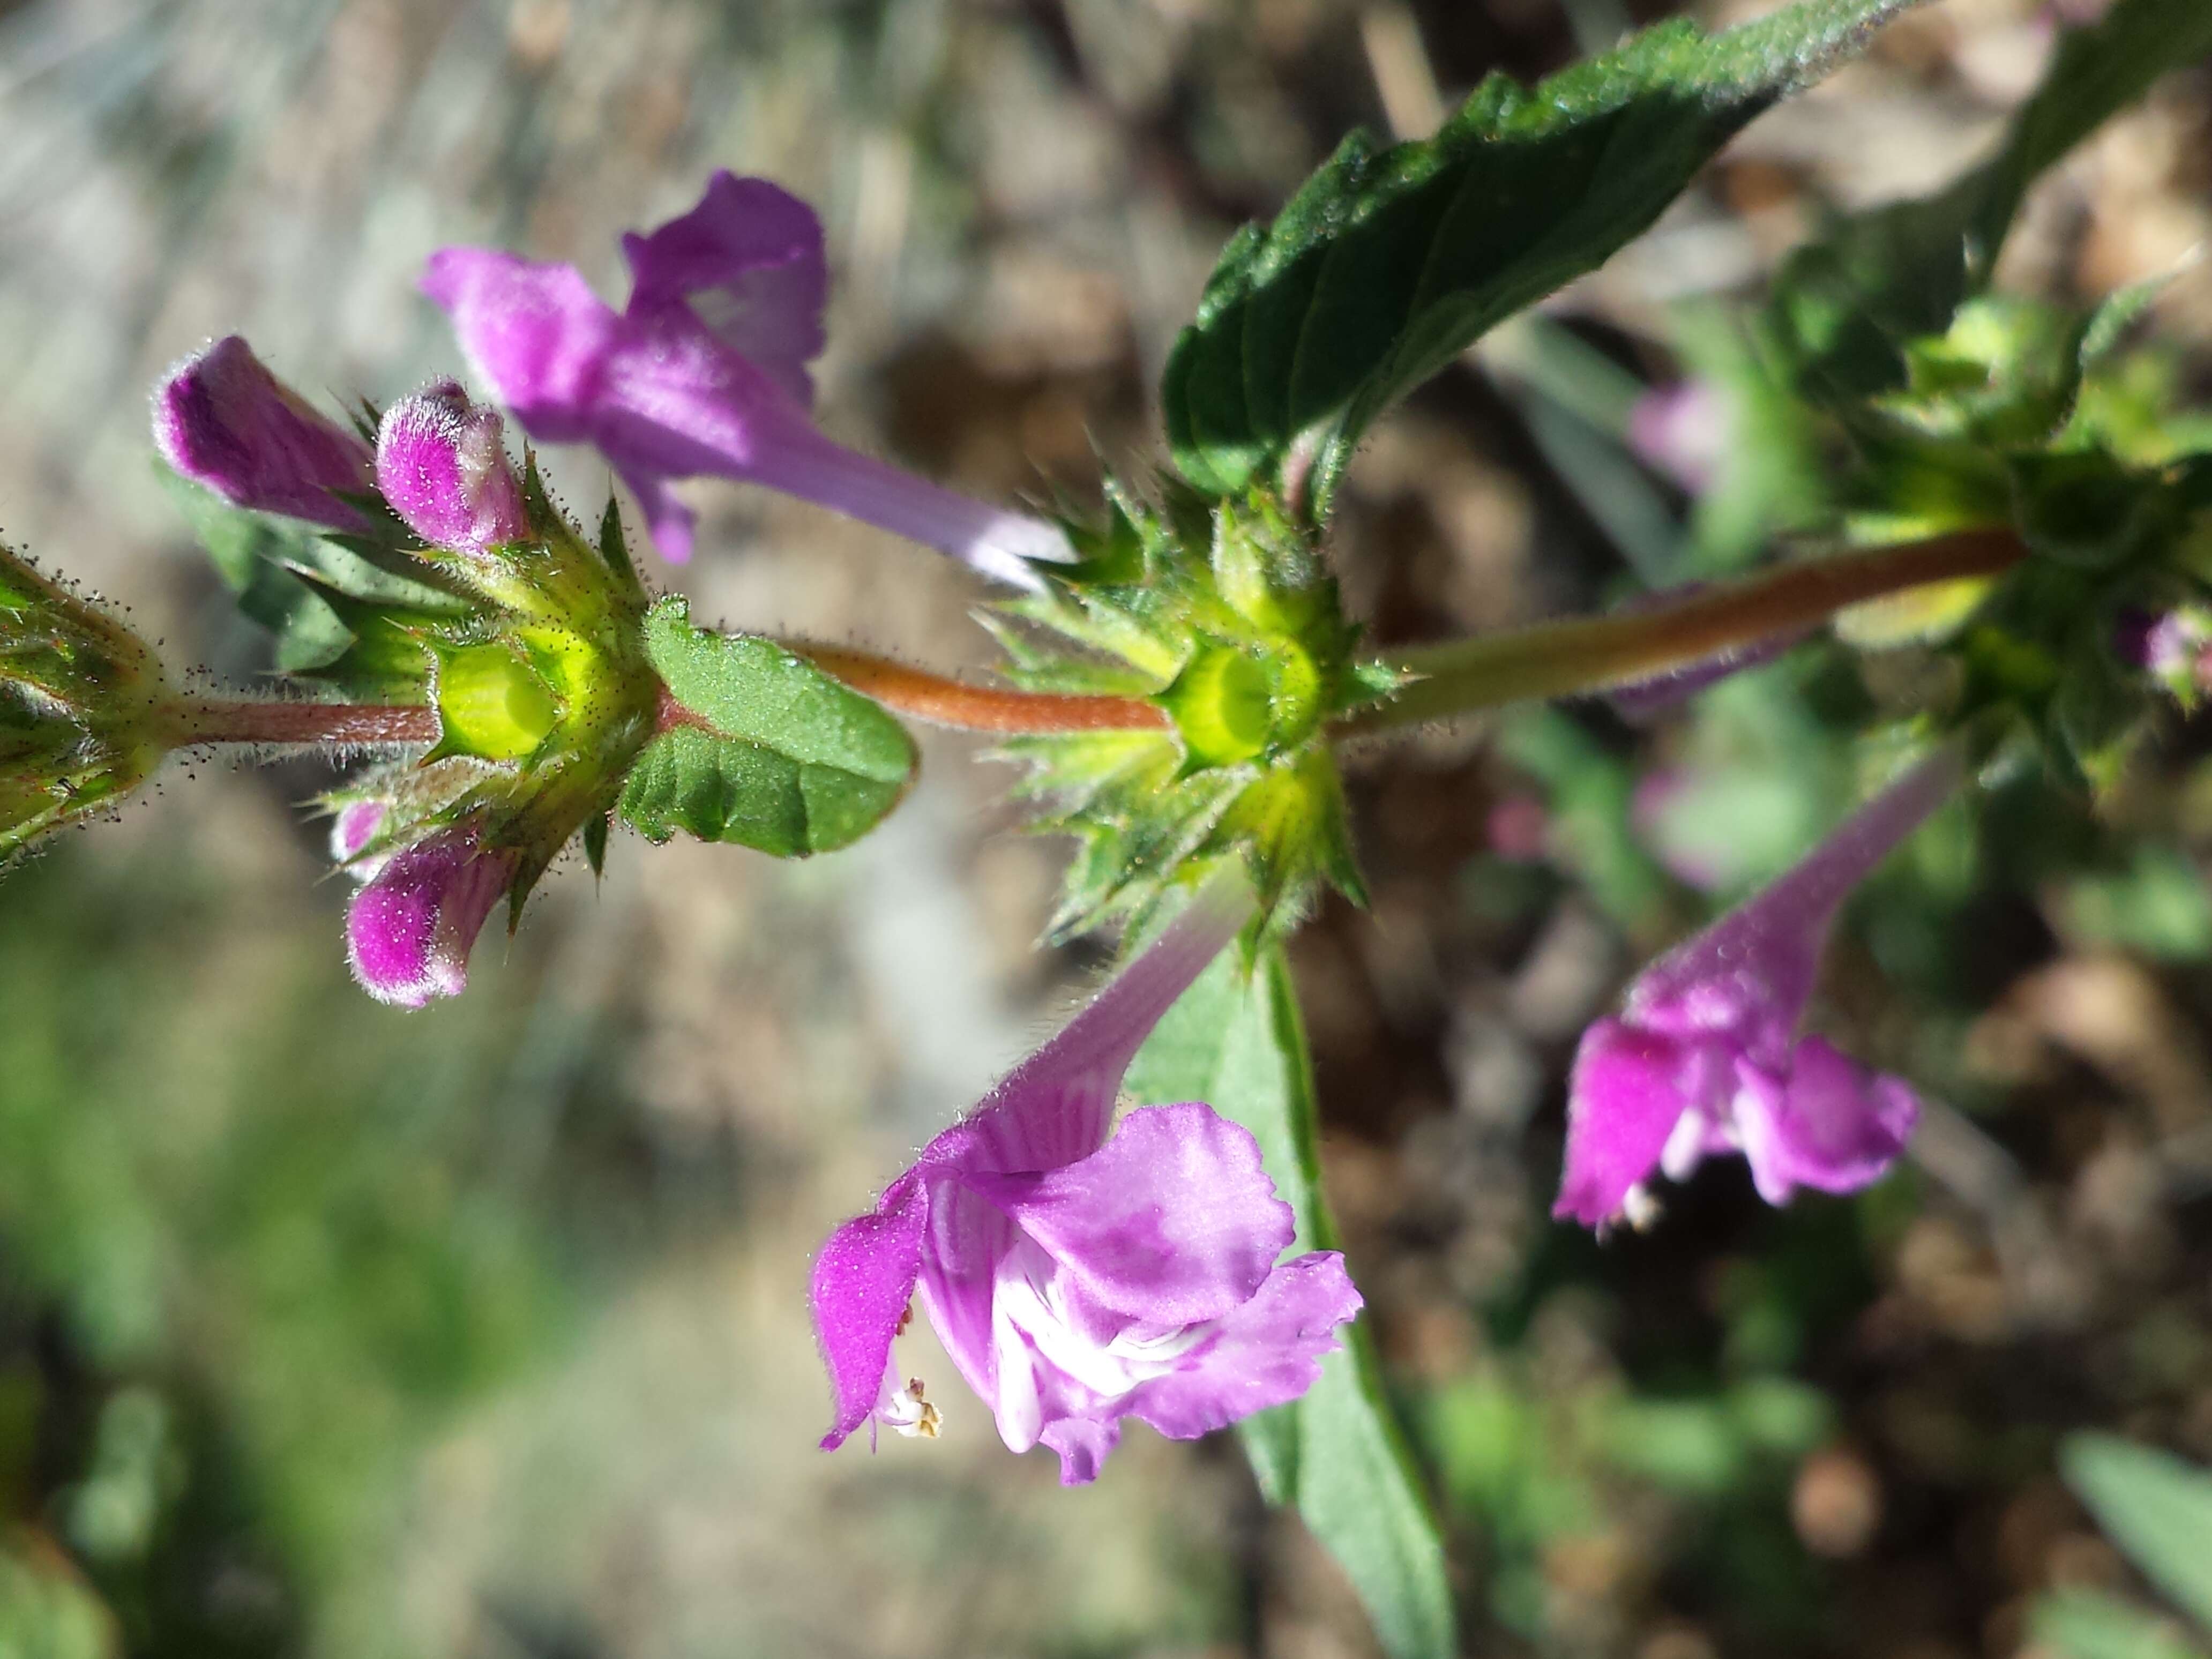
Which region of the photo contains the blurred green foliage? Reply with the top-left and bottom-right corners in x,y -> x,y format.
0,841 -> 588,1655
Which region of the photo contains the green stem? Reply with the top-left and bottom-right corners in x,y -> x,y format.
161,699 -> 440,748
1343,526 -> 2027,733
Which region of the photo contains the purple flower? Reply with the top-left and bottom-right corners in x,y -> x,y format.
1627,379 -> 1729,496
811,877 -> 1362,1484
375,380 -> 529,554
422,171 -> 1072,586
328,799 -> 390,872
345,826 -> 513,1008
2113,605 -> 2212,700
153,336 -> 375,528
1555,748 -> 1962,1228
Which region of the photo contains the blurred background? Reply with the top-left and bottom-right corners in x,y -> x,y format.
2,0 -> 2209,1654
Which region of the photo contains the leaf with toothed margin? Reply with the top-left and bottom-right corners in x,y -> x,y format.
617,596 -> 916,856
1126,932 -> 1455,1659
1162,0 -> 1926,516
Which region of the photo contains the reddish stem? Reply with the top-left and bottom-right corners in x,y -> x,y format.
166,699 -> 441,748
780,645 -> 1169,735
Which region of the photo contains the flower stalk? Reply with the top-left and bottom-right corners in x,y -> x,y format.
1345,527 -> 2028,733
790,646 -> 1170,735
161,699 -> 442,749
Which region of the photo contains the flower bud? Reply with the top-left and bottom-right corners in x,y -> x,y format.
152,337 -> 373,528
375,380 -> 530,554
345,826 -> 514,1007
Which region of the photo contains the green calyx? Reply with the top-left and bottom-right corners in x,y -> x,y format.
1828,291 -> 2212,796
1,543 -> 178,862
992,480 -> 1398,939
386,475 -> 663,911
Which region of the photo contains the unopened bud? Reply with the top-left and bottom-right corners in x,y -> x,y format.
376,380 -> 530,554
152,337 -> 373,528
345,825 -> 515,1007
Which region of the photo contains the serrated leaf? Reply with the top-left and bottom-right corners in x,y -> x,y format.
2062,1434 -> 2212,1632
1768,0 -> 2212,406
1126,940 -> 1455,1659
618,596 -> 916,856
1163,0 -> 1920,514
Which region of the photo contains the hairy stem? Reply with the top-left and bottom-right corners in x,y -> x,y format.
788,645 -> 1169,735
1345,527 -> 2027,733
163,699 -> 441,748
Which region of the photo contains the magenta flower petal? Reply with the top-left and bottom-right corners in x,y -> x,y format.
328,799 -> 388,866
811,1175 -> 929,1449
152,335 -> 373,528
811,874 -> 1363,1483
1119,1251 -> 1362,1441
419,251 -> 621,442
1556,1020 -> 1721,1227
424,173 -> 1073,581
959,1102 -> 1292,1327
343,828 -> 512,1008
1554,748 -> 1959,1228
620,170 -> 827,408
1734,1037 -> 1920,1204
375,380 -> 529,553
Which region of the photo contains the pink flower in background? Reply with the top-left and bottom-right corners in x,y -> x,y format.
375,380 -> 530,554
345,826 -> 514,1008
811,875 -> 1361,1484
423,170 -> 1072,586
328,799 -> 390,870
1626,378 -> 1730,497
1555,748 -> 1961,1228
152,336 -> 373,529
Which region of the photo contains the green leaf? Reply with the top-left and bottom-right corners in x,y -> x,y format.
1126,940 -> 1455,1659
2063,1434 -> 2212,1632
2032,1589 -> 2210,1659
1162,0 -> 1921,513
617,596 -> 916,856
1768,0 -> 2212,405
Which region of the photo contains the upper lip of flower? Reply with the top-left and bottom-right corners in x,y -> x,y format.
421,169 -> 1074,582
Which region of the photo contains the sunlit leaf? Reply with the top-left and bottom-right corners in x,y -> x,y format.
1163,0 -> 1923,513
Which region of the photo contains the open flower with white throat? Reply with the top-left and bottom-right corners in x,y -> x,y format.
810,873 -> 1362,1484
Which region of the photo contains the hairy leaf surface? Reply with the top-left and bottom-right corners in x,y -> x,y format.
1163,0 -> 1923,513
619,596 -> 915,856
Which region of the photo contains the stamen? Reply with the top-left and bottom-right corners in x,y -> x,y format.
882,1377 -> 941,1440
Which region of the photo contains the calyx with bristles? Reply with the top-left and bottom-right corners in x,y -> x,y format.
990,480 -> 1398,939
1,544 -> 179,861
